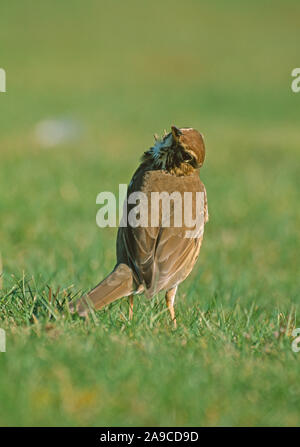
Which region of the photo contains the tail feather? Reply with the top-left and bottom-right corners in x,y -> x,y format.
70,263 -> 135,316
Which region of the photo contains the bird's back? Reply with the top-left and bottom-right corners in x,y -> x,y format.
117,169 -> 208,297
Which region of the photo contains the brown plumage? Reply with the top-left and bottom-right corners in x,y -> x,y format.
70,126 -> 208,327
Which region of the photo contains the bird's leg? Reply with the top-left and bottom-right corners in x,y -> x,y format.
128,295 -> 134,321
165,286 -> 177,328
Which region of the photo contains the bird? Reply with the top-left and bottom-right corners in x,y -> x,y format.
70,126 -> 208,327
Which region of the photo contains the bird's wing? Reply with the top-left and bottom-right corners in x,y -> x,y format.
117,169 -> 207,296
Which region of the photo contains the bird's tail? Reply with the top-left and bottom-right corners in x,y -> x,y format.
70,263 -> 135,316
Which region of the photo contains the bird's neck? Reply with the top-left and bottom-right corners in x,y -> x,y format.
141,134 -> 195,176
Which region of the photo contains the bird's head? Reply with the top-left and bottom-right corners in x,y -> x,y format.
143,126 -> 205,176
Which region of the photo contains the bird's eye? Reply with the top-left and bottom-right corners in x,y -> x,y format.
182,151 -> 193,162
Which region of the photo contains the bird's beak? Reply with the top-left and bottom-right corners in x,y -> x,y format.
171,125 -> 182,142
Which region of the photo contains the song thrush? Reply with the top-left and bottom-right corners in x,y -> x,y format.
70,126 -> 208,327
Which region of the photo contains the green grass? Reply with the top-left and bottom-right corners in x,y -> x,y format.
0,0 -> 300,426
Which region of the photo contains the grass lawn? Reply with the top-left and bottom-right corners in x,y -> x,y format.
0,0 -> 300,426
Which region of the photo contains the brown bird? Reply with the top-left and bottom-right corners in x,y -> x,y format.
70,126 -> 208,327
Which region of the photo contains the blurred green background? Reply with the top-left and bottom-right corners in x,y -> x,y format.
0,0 -> 300,426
